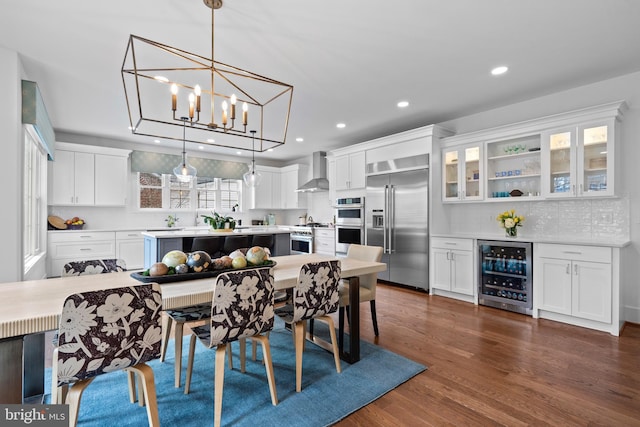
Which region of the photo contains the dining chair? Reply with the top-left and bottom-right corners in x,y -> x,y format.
61,258 -> 127,276
51,283 -> 163,427
338,244 -> 384,336
275,260 -> 342,392
183,265 -> 278,427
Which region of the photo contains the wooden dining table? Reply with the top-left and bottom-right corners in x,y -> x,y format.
0,253 -> 386,403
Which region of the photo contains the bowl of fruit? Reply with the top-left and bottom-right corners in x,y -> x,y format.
66,217 -> 85,230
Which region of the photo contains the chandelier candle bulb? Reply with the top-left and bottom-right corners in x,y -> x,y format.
188,93 -> 195,119
242,102 -> 248,125
194,85 -> 201,112
230,94 -> 236,119
222,100 -> 228,125
171,84 -> 178,111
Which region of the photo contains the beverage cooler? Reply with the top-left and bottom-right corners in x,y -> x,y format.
478,240 -> 532,315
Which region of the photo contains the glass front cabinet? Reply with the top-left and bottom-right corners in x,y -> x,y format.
442,144 -> 483,202
541,120 -> 616,198
486,134 -> 542,200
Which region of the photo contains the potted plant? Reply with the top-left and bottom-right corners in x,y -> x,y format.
201,211 -> 236,231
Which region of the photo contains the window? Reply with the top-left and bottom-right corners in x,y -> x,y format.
23,128 -> 47,269
137,172 -> 241,212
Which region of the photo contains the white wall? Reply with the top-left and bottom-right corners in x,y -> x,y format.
0,47 -> 24,282
437,71 -> 640,323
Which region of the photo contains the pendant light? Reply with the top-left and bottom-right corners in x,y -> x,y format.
243,130 -> 262,187
173,118 -> 197,182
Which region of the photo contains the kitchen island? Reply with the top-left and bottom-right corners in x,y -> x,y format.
142,227 -> 291,268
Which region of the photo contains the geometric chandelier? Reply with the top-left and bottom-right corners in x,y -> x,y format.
121,0 -> 294,153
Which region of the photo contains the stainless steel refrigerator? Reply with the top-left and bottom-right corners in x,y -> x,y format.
366,168 -> 429,290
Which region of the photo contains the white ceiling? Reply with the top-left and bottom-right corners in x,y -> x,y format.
3,0 -> 640,162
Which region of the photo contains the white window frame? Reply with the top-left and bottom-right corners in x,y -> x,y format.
23,127 -> 47,273
136,172 -> 242,213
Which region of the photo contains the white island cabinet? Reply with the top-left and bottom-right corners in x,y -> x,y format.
533,243 -> 620,335
430,237 -> 474,302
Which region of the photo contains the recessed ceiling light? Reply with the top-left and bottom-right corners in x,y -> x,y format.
397,101 -> 409,108
154,139 -> 160,144
154,75 -> 169,82
236,151 -> 242,155
198,146 -> 204,150
491,66 -> 509,76
336,123 -> 346,129
207,138 -> 215,143
296,137 -> 304,143
128,126 -> 135,130
267,148 -> 274,152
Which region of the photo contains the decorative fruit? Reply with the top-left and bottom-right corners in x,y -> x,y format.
231,256 -> 247,269
228,249 -> 246,259
162,250 -> 187,268
219,256 -> 233,269
149,262 -> 169,276
246,246 -> 268,265
186,251 -> 211,273
175,263 -> 189,274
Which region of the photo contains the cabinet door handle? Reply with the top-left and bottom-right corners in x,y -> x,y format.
80,248 -> 92,251
574,264 -> 578,275
562,251 -> 582,255
450,252 -> 455,261
79,235 -> 92,239
572,184 -> 576,196
566,264 -> 571,275
446,251 -> 450,261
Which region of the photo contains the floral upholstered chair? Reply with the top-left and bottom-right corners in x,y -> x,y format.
51,283 -> 163,427
183,265 -> 277,427
61,258 -> 127,277
275,260 -> 342,392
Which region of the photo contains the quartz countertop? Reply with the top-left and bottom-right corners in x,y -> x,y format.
430,232 -> 630,248
142,227 -> 291,238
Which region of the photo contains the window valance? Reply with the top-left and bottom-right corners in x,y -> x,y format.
131,151 -> 249,180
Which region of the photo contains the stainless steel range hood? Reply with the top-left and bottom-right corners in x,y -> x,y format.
296,151 -> 329,192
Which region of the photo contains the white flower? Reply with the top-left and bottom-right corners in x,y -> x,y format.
237,275 -> 259,300
214,280 -> 237,311
56,357 -> 84,383
59,299 -> 97,343
103,357 -> 132,373
97,293 -> 134,323
504,218 -> 515,228
298,269 -> 314,293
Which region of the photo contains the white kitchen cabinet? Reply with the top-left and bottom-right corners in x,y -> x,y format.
313,228 -> 335,256
335,151 -> 365,190
115,231 -> 145,270
50,150 -> 95,205
280,164 -> 308,209
430,237 -> 474,299
534,243 -> 618,334
541,119 -> 618,198
251,166 -> 281,209
47,231 -> 116,277
442,144 -> 483,202
49,143 -> 131,206
486,134 -> 542,200
535,244 -> 611,323
95,155 -> 129,205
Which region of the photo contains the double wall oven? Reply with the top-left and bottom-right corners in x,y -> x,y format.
335,197 -> 365,256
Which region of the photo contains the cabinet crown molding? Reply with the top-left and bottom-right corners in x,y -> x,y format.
56,142 -> 131,157
442,101 -> 627,147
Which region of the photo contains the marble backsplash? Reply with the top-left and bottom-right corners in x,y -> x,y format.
444,196 -> 629,241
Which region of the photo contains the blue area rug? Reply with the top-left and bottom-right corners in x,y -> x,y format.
45,319 -> 425,426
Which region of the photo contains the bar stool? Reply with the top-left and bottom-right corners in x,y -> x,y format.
191,237 -> 223,258
223,235 -> 250,255
251,234 -> 275,251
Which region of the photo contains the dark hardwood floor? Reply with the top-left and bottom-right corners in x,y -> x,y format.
335,283 -> 640,426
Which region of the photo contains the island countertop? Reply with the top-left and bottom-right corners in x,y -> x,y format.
142,227 -> 291,238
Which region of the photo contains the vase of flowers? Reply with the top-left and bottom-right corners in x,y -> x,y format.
497,209 -> 524,238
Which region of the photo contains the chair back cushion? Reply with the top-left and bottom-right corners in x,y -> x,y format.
55,283 -> 162,385
346,245 -> 383,292
209,266 -> 274,347
62,259 -> 127,277
292,260 -> 341,323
